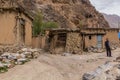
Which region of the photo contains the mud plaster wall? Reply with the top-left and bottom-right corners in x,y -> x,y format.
21,13 -> 32,46
0,11 -> 16,45
65,32 -> 82,53
0,11 -> 32,46
85,35 -> 97,48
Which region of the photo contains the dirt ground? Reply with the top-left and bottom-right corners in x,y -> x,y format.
0,48 -> 120,80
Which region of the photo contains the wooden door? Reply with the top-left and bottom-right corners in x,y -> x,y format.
97,35 -> 102,48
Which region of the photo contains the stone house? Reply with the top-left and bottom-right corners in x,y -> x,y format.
47,28 -> 119,54
0,1 -> 33,47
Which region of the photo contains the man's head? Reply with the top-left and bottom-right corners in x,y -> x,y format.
106,38 -> 109,41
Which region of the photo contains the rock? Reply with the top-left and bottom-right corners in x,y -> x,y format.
2,63 -> 14,68
23,52 -> 32,58
92,49 -> 97,53
87,46 -> 104,53
0,47 -> 4,55
20,54 -> 26,58
82,62 -> 120,80
32,51 -> 40,58
29,48 -> 40,52
21,48 -> 29,52
83,72 -> 96,80
116,56 -> 120,62
0,47 -> 41,73
0,62 -> 4,67
61,52 -> 72,56
17,58 -> 28,65
1,58 -> 10,63
1,52 -> 11,58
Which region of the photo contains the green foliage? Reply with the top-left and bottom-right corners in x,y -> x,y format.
33,13 -> 58,36
43,22 -> 58,29
33,13 -> 43,36
0,66 -> 8,73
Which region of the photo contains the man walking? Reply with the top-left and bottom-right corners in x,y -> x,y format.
105,38 -> 112,57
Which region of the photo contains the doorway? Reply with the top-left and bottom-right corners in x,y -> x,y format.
97,35 -> 102,49
19,18 -> 25,44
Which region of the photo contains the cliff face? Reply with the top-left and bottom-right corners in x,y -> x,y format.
1,0 -> 110,28
34,0 -> 110,28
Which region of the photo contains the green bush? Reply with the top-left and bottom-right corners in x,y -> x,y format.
33,13 -> 43,36
33,13 -> 58,36
0,66 -> 8,73
43,22 -> 58,29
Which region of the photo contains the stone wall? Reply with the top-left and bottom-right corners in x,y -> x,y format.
65,32 -> 82,54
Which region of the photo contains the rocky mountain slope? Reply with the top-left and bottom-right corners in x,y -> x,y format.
18,0 -> 109,28
103,13 -> 120,28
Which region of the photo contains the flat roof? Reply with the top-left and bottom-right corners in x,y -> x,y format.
47,28 -> 119,32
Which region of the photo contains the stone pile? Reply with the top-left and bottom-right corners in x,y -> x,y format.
83,58 -> 120,80
87,46 -> 104,53
0,47 -> 41,73
110,41 -> 120,50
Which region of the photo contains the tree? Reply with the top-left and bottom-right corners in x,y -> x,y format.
33,13 -> 43,36
43,21 -> 58,28
33,13 -> 58,36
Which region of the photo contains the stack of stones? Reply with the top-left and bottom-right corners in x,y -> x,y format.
0,48 -> 41,73
87,46 -> 104,53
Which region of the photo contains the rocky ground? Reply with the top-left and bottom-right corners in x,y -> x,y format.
0,48 -> 120,80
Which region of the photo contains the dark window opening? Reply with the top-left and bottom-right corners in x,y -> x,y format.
19,18 -> 25,26
89,36 -> 92,40
56,33 -> 67,47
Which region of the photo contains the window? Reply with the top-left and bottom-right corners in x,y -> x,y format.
19,18 -> 25,26
56,33 -> 67,47
89,35 -> 92,40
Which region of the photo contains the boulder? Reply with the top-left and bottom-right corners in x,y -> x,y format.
115,56 -> 120,62
83,62 -> 120,80
62,52 -> 72,56
16,58 -> 28,65
32,51 -> 40,58
23,52 -> 32,58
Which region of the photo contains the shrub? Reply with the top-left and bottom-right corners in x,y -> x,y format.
33,13 -> 58,36
33,13 -> 43,36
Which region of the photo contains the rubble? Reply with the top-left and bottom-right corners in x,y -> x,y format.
110,41 -> 120,50
82,61 -> 120,80
61,52 -> 72,56
0,47 -> 41,73
86,41 -> 120,53
87,46 -> 105,53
